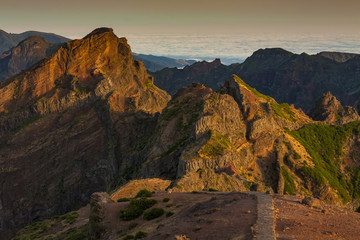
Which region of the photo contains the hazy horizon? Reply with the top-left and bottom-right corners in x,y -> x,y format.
1,0 -> 359,64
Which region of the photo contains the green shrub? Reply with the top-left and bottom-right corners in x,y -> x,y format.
118,198 -> 131,202
198,131 -> 233,157
135,189 -> 152,198
120,207 -> 143,221
120,198 -> 157,221
123,234 -> 135,240
162,197 -> 170,202
166,211 -> 174,217
293,151 -> 301,160
134,231 -> 147,239
356,206 -> 360,213
143,208 -> 164,220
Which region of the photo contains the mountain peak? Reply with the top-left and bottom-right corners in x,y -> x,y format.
83,27 -> 114,39
309,92 -> 360,124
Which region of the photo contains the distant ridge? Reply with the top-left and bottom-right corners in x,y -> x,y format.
0,29 -> 70,54
133,53 -> 196,71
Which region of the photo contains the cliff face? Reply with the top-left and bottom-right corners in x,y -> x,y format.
0,36 -> 61,82
0,28 -> 170,239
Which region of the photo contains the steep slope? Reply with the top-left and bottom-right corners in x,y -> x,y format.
152,48 -> 360,112
0,36 -> 61,82
0,29 -> 70,54
133,53 -> 196,71
0,27 -> 170,239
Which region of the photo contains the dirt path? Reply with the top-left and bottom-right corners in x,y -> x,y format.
273,195 -> 360,240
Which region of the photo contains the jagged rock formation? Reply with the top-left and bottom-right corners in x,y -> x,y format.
140,75 -> 312,194
152,48 -> 360,112
0,36 -> 61,82
0,27 -> 170,239
0,29 -> 70,54
309,92 -> 360,124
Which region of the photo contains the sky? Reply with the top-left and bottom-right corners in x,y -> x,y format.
1,0 -> 360,63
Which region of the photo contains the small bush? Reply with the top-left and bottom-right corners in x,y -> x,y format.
135,189 -> 152,198
123,235 -> 135,240
293,151 -> 301,160
143,208 -> 164,220
134,231 -> 147,239
120,198 -> 157,221
118,198 -> 131,202
119,207 -> 143,221
166,211 -> 174,217
356,206 -> 360,213
162,198 -> 170,203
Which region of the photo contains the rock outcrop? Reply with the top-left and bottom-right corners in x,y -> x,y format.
0,27 -> 170,239
309,92 -> 360,124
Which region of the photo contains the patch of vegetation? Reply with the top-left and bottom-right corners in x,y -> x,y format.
290,122 -> 360,202
271,102 -> 297,122
123,234 -> 135,240
144,78 -> 154,91
166,211 -> 174,217
118,198 -> 131,202
134,231 -> 148,239
281,167 -> 296,195
244,181 -> 253,189
135,189 -> 152,198
13,216 -> 85,240
233,75 -> 272,102
143,208 -> 165,220
55,224 -> 88,240
12,115 -> 41,136
198,131 -> 233,157
162,197 -> 170,202
293,151 -> 301,160
120,198 -> 157,221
